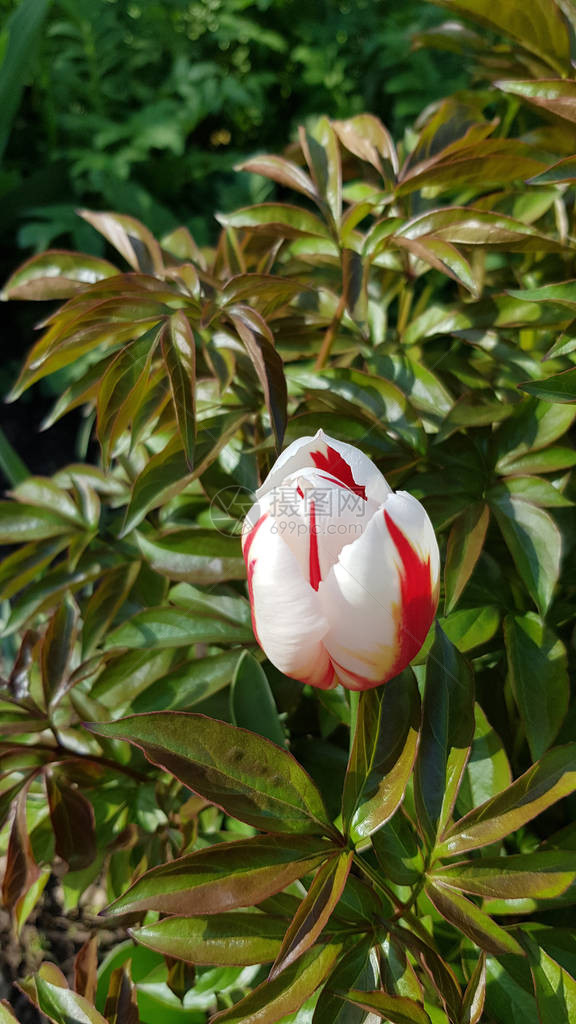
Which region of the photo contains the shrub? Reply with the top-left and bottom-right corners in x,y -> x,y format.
1,1 -> 576,1022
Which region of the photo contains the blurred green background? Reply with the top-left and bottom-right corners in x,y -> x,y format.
0,0 -> 465,470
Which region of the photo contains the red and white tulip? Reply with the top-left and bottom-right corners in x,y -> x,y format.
242,429 -> 440,691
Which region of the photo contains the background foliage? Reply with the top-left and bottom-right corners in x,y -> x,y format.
2,0 -> 576,1023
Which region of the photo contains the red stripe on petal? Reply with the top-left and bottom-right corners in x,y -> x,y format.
384,509 -> 437,675
311,445 -> 367,499
243,513 -> 268,644
308,500 -> 322,591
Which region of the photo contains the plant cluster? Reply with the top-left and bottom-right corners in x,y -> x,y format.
1,1 -> 576,1022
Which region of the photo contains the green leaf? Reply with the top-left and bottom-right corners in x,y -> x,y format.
494,400 -> 576,470
461,954 -> 486,1024
0,1002 -> 20,1023
230,306 -> 287,451
313,939 -> 379,1024
292,367 -> 422,451
217,204 -> 332,239
0,540 -> 68,602
105,834 -> 334,917
433,4 -> 570,74
2,250 -> 117,301
87,714 -> 335,835
160,311 -> 196,468
270,851 -> 352,978
485,956 -> 539,1024
438,743 -> 576,857
236,155 -> 317,201
300,117 -> 342,223
210,943 -> 342,1024
398,207 -> 566,252
131,651 -> 242,713
40,598 -> 78,707
414,624 -> 475,847
231,652 -> 285,747
497,78 -> 576,122
104,605 -> 252,650
34,975 -> 109,1024
372,811 -> 423,886
0,502 -> 75,543
342,670 -> 420,842
504,614 -> 569,760
132,912 -> 287,966
492,477 -> 572,508
343,990 -> 431,1024
394,236 -> 478,295
0,0 -> 53,161
529,155 -> 576,184
490,496 -> 561,614
79,210 -> 164,275
426,882 -> 523,956
394,926 -> 462,1021
82,562 -> 140,657
0,427 -> 29,488
46,773 -> 96,872
519,368 -> 576,404
518,932 -> 576,1024
456,704 -> 512,815
444,503 -> 489,613
121,412 -> 247,536
438,606 -> 499,653
433,850 -> 576,901
136,529 -> 246,583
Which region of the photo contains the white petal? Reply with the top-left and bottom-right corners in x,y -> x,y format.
243,509 -> 335,689
318,509 -> 403,689
256,428 -> 391,505
318,494 -> 439,689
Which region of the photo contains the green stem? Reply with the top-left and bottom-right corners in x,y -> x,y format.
348,689 -> 360,755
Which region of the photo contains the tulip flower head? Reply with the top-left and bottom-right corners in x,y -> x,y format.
242,429 -> 440,691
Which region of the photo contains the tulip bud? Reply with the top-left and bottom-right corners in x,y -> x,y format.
242,429 -> 440,691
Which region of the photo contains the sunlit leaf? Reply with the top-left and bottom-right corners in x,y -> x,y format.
87,714 -> 336,835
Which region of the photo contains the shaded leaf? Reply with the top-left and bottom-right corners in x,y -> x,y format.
490,495 -> 561,614
160,311 -> 196,468
414,625 -> 475,847
444,503 -> 489,613
231,652 -> 285,746
46,773 -> 96,871
136,529 -> 246,584
103,965 -> 140,1024
104,605 -> 252,650
504,614 -> 569,759
519,367 -> 576,404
